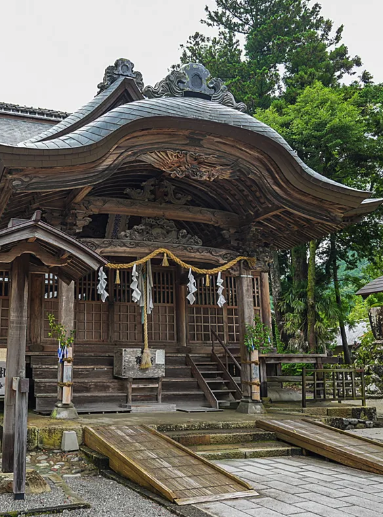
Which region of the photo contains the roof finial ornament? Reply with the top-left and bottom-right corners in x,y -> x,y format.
143,63 -> 247,112
97,58 -> 144,94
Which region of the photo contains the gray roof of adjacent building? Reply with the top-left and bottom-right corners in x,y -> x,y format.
0,102 -> 69,145
356,276 -> 383,297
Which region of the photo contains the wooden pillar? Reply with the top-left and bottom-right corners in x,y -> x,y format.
29,274 -> 44,351
260,271 -> 275,391
52,279 -> 78,419
236,264 -> 264,414
176,267 -> 187,347
260,271 -> 272,332
2,255 -> 29,473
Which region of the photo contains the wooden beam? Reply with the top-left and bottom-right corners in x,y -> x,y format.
66,186 -> 93,206
2,254 -> 29,473
86,197 -> 240,228
0,241 -> 69,267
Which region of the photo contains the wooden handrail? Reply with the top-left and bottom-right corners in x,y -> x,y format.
302,367 -> 366,408
186,354 -> 219,409
211,330 -> 241,372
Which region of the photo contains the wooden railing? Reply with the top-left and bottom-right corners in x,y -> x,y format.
211,330 -> 241,373
302,368 -> 366,408
186,354 -> 219,409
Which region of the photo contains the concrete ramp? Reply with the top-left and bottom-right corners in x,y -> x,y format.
84,425 -> 257,505
257,419 -> 383,474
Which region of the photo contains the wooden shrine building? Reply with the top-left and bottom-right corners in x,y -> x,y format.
0,59 -> 381,413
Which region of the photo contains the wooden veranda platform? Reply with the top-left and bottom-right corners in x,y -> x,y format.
84,424 -> 257,505
257,419 -> 383,474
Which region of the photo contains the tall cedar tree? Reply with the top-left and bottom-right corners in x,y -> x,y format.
179,0 -> 362,110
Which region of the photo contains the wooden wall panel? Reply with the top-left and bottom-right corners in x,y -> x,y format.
0,269 -> 10,339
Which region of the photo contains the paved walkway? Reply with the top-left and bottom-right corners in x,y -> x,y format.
197,456 -> 383,517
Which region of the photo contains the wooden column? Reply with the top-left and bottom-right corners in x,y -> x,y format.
2,255 -> 29,473
53,279 -> 78,419
13,376 -> 29,499
29,274 -> 44,351
260,271 -> 275,392
176,267 -> 187,347
236,264 -> 264,413
260,272 -> 272,331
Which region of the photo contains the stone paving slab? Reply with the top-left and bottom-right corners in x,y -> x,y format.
197,456 -> 383,517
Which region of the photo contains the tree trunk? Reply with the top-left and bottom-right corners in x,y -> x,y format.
307,240 -> 317,353
291,245 -> 308,286
291,244 -> 308,339
330,234 -> 351,364
270,251 -> 287,345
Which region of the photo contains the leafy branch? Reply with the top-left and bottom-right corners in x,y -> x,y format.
47,313 -> 75,349
244,316 -> 273,353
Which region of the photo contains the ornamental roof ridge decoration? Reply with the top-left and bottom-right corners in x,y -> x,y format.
97,58 -> 144,94
143,63 -> 247,113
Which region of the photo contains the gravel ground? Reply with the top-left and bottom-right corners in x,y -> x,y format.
0,478 -> 71,512
43,476 -> 176,517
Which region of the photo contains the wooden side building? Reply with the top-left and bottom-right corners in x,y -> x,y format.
0,59 -> 381,413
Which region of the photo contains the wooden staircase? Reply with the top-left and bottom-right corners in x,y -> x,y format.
187,353 -> 241,410
31,351 -> 208,413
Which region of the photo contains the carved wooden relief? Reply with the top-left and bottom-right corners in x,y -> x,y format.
119,217 -> 203,246
139,151 -> 235,182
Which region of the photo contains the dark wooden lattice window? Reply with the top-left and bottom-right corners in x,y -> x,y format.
43,274 -> 58,339
187,276 -> 225,343
114,268 -> 176,343
114,269 -> 141,343
148,269 -> 176,342
226,276 -> 239,343
0,270 -> 9,338
75,271 -> 108,342
187,274 -> 261,344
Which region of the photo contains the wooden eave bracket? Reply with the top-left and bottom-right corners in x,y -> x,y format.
0,241 -> 69,267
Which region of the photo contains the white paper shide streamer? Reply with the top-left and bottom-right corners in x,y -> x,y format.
130,264 -> 141,304
97,267 -> 109,302
216,271 -> 226,308
186,268 -> 197,305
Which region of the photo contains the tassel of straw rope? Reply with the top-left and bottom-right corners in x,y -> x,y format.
106,248 -> 255,273
140,271 -> 151,369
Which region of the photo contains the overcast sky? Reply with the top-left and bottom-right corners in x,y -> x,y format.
0,0 -> 381,113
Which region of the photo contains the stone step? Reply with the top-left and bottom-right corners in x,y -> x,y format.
190,441 -> 302,460
155,420 -> 259,433
166,427 -> 276,446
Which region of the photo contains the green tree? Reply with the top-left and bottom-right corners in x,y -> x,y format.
256,82 -> 383,358
179,0 -> 362,109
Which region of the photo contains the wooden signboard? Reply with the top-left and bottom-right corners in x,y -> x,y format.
114,349 -> 165,379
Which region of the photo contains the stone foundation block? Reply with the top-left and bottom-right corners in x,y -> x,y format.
61,430 -> 79,452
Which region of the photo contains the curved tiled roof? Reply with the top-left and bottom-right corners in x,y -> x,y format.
23,76 -> 137,144
18,96 -> 362,197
